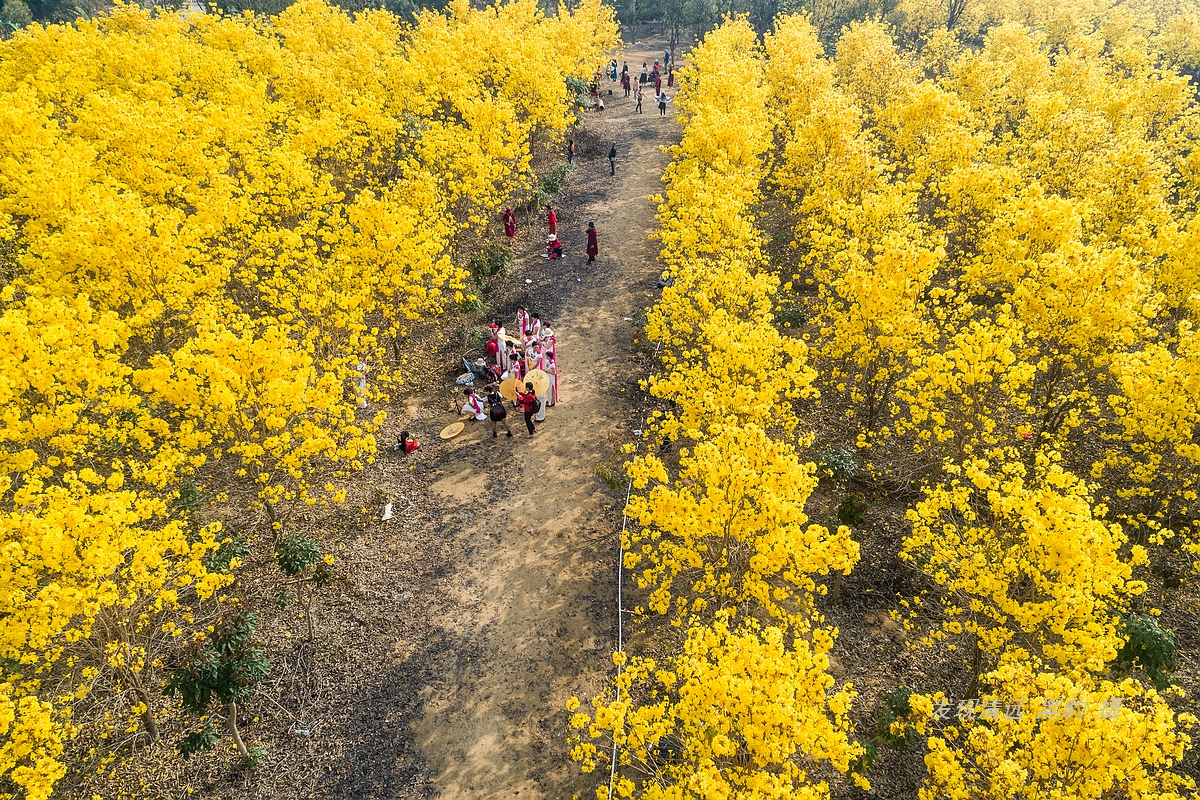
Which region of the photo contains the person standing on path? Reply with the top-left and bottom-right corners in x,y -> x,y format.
516,382 -> 538,437
587,221 -> 598,263
664,49 -> 670,69
668,66 -> 674,88
608,143 -> 617,176
567,140 -> 574,165
487,386 -> 514,438
640,62 -> 648,85
635,85 -> 643,114
654,72 -> 661,94
503,206 -> 515,239
622,72 -> 630,97
547,205 -> 557,236
658,92 -> 670,116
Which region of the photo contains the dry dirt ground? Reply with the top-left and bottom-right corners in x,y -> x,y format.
162,38 -> 683,800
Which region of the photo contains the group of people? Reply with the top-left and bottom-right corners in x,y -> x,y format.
501,204 -> 600,263
616,56 -> 674,116
461,305 -> 561,439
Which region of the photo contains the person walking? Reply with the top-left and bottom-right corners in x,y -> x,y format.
668,66 -> 674,88
503,206 -> 516,239
608,143 -> 617,176
635,85 -> 643,114
586,221 -> 598,263
547,205 -> 557,236
487,386 -> 514,438
622,72 -> 630,97
664,49 -> 670,69
567,140 -> 575,165
658,91 -> 669,116
516,382 -> 539,437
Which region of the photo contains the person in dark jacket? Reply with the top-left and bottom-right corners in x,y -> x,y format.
608,142 -> 617,175
586,221 -> 598,263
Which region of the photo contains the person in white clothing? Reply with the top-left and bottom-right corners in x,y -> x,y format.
543,346 -> 559,407
494,321 -> 509,374
529,312 -> 543,337
533,347 -> 549,422
461,387 -> 488,421
515,306 -> 530,337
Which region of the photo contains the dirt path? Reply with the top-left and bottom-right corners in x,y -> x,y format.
311,40 -> 681,800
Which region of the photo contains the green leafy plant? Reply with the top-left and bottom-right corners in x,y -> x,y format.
816,446 -> 859,481
773,305 -> 808,328
850,737 -> 877,775
876,687 -> 918,749
837,494 -> 869,528
275,534 -> 336,640
164,610 -> 269,762
204,533 -> 250,574
1115,613 -> 1177,689
468,243 -> 511,282
466,326 -> 487,350
176,723 -> 221,760
173,481 -> 205,511
539,162 -> 573,195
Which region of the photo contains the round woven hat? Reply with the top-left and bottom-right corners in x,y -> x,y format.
439,421 -> 465,440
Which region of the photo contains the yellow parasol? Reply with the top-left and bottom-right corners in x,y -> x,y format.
499,376 -> 519,401
523,368 -> 551,395
439,421 -> 465,439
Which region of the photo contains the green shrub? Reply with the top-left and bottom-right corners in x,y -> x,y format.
837,494 -> 869,527
773,305 -> 808,328
1115,613 -> 1177,689
816,446 -> 859,481
540,162 -> 573,195
877,687 -> 918,749
466,326 -> 487,350
468,243 -> 511,282
204,534 -> 250,573
275,533 -> 320,577
173,481 -> 204,511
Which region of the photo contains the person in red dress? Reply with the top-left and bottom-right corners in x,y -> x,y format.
503,207 -> 515,239
586,221 -> 598,263
547,205 -> 557,236
396,431 -> 419,454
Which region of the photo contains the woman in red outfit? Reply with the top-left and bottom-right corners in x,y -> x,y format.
503,207 -> 515,239
516,382 -> 539,437
586,221 -> 598,263
547,205 -> 557,236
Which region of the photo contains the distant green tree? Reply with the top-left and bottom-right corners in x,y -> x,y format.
0,0 -> 33,32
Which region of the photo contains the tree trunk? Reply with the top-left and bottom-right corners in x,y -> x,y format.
227,701 -> 249,761
305,591 -> 315,642
966,640 -> 984,698
832,572 -> 842,601
128,674 -> 160,743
